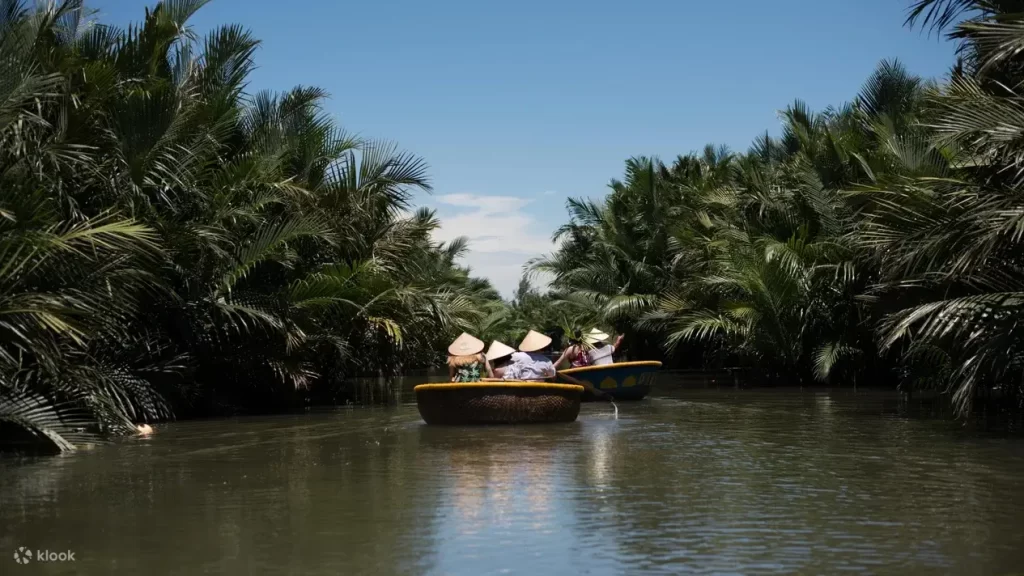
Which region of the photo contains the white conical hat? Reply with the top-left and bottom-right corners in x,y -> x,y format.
584,328 -> 610,344
448,332 -> 484,356
518,330 -> 552,352
486,340 -> 515,361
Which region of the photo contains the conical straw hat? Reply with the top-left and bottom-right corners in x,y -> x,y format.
486,340 -> 516,361
518,330 -> 552,352
584,328 -> 610,344
448,332 -> 484,356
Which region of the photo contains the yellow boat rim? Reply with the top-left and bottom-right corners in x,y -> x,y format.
558,360 -> 663,375
414,382 -> 584,392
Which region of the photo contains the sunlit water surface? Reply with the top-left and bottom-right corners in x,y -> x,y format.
3,386 -> 1024,575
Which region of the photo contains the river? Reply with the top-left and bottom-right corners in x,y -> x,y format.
2,386 -> 1024,575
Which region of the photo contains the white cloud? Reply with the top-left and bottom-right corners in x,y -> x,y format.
429,193 -> 556,298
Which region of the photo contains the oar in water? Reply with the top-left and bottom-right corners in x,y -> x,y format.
555,371 -> 614,402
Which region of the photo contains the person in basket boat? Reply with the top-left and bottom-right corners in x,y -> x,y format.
486,340 -> 516,379
503,330 -> 556,380
553,329 -> 595,369
582,328 -> 625,366
554,328 -> 625,369
447,333 -> 493,382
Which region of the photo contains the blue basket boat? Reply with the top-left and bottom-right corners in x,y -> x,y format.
556,361 -> 662,401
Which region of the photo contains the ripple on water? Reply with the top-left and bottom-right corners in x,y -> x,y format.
2,389 -> 1024,575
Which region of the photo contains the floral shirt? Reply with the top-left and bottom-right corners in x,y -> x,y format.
454,361 -> 483,382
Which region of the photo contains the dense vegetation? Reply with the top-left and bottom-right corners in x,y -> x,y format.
5,0 -> 1022,451
535,0 -> 1024,417
0,0 -> 503,451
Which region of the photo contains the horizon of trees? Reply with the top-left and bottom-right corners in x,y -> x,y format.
4,0 -> 1021,452
532,0 -> 1024,418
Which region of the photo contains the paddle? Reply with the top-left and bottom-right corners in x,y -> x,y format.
555,371 -> 613,402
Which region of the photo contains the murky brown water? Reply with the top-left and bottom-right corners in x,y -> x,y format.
3,387 -> 1024,575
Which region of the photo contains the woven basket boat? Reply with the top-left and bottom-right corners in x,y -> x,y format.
414,381 -> 584,425
557,361 -> 663,401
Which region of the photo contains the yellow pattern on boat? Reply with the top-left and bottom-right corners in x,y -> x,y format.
556,360 -> 662,401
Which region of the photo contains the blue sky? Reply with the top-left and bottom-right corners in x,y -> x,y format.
92,0 -> 956,297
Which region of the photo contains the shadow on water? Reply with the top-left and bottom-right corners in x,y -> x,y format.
340,367 -> 450,406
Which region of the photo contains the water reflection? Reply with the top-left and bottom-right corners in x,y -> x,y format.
589,423 -> 613,487
2,390 -> 1024,575
413,425 -> 587,575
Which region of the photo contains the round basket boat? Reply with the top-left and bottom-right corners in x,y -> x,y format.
414,381 -> 584,425
557,361 -> 663,401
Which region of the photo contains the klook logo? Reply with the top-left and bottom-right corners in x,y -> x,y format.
12,547 -> 75,564
12,547 -> 31,564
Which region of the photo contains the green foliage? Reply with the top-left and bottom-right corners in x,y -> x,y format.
538,1 -> 1024,417
0,0 -> 497,451
471,276 -> 589,349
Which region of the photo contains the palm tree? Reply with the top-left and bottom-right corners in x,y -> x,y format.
531,157 -> 692,361
0,0 -> 172,448
0,0 -> 502,451
848,0 -> 1024,414
540,60 -> 935,386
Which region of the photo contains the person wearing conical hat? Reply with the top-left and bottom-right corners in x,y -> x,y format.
503,330 -> 556,381
485,340 -> 516,379
448,333 -> 493,382
582,327 -> 624,366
